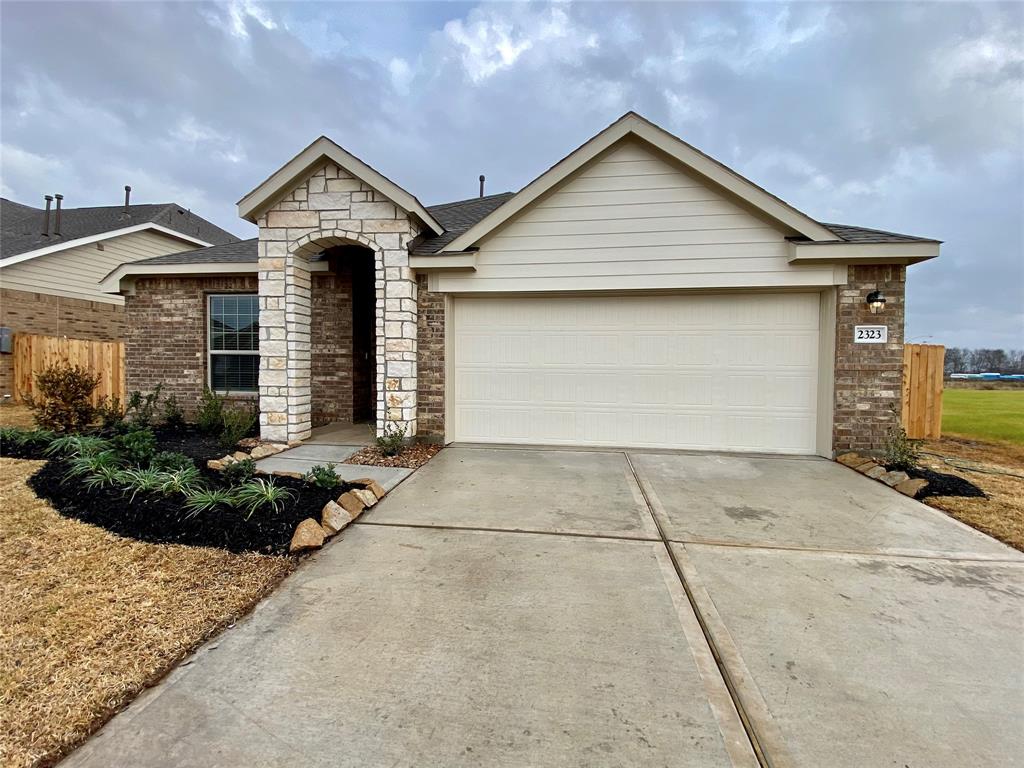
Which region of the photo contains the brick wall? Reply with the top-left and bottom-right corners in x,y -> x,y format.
310,271 -> 352,427
1,287 -> 125,397
416,274 -> 445,440
833,265 -> 906,454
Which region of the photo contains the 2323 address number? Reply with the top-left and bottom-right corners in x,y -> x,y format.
854,325 -> 888,343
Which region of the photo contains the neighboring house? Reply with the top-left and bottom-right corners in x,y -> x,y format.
101,112 -> 940,456
0,195 -> 240,397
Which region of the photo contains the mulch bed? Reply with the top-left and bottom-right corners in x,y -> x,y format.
345,442 -> 442,469
906,466 -> 987,499
14,427 -> 358,556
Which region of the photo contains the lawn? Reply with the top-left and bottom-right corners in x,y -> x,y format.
941,389 -> 1024,444
0,457 -> 295,768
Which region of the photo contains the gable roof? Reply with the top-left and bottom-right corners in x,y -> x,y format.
0,198 -> 240,265
439,112 -> 840,255
413,192 -> 516,255
128,237 -> 259,265
237,136 -> 443,235
817,223 -> 937,245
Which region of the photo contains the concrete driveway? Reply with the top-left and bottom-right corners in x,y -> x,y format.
65,447 -> 1024,768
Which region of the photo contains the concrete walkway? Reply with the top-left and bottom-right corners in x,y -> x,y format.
64,447 -> 1024,767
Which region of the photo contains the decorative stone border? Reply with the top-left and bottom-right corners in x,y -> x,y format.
206,441 -> 288,470
289,478 -> 386,553
836,452 -> 928,497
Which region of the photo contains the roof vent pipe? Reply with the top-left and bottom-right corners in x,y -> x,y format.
479,174 -> 485,198
54,194 -> 63,236
42,195 -> 53,236
124,185 -> 132,211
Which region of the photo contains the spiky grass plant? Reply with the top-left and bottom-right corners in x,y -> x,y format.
118,467 -> 166,503
182,487 -> 237,518
45,434 -> 111,458
233,477 -> 294,520
64,450 -> 122,480
158,466 -> 204,496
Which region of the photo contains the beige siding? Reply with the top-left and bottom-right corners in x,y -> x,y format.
0,230 -> 201,305
432,140 -> 841,293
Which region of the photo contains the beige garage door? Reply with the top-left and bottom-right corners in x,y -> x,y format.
449,293 -> 821,453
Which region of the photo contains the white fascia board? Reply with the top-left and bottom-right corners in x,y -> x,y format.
443,113 -> 837,254
0,223 -> 212,268
788,240 -> 940,265
409,253 -> 477,271
237,136 -> 443,235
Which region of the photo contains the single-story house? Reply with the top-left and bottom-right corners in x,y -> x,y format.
0,193 -> 239,397
101,112 -> 940,456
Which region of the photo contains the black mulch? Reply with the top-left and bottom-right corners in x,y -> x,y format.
905,467 -> 987,499
7,426 -> 355,556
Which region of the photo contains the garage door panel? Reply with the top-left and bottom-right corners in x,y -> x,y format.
451,294 -> 820,453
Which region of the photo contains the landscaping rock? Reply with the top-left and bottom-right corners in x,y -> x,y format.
855,461 -> 879,474
354,478 -> 386,499
207,459 -> 224,471
289,518 -> 325,553
337,491 -> 365,519
237,437 -> 260,449
321,501 -> 350,536
249,444 -> 279,460
865,465 -> 888,480
232,451 -> 250,462
272,470 -> 305,480
220,454 -> 238,466
895,478 -> 929,498
352,489 -> 378,508
880,470 -> 910,487
836,452 -> 865,468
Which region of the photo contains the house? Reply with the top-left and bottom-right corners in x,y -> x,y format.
101,113 -> 940,456
0,193 -> 240,397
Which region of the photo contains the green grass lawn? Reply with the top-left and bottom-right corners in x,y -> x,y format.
942,389 -> 1024,444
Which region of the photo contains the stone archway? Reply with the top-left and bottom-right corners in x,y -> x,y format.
255,162 -> 421,444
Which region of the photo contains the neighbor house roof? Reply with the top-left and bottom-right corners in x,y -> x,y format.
0,198 -> 241,265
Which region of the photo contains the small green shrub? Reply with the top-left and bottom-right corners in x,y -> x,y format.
112,429 -> 157,465
83,465 -> 125,492
162,394 -> 186,430
125,385 -> 162,428
183,487 -> 237,518
196,388 -> 225,435
883,422 -> 921,471
304,463 -> 341,489
96,396 -> 125,430
1,427 -> 56,452
118,467 -> 165,502
45,434 -> 111,458
150,450 -> 194,472
158,466 -> 204,495
234,477 -> 294,520
375,421 -> 406,457
24,363 -> 100,432
221,458 -> 257,485
220,403 -> 257,449
64,450 -> 121,480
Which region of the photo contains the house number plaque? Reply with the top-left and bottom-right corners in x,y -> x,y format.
854,325 -> 887,343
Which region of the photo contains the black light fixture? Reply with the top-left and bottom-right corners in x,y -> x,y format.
866,290 -> 887,314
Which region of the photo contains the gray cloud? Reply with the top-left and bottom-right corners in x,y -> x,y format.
2,0 -> 1021,347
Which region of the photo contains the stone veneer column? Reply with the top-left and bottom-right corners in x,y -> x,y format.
257,162 -> 420,442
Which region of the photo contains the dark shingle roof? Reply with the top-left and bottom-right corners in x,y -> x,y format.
412,192 -> 515,255
819,223 -> 939,244
1,198 -> 241,259
133,238 -> 258,265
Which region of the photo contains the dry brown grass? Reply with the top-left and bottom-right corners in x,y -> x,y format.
919,437 -> 1024,552
0,404 -> 35,429
0,458 -> 295,768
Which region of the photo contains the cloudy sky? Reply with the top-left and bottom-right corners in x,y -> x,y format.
1,1 -> 1021,348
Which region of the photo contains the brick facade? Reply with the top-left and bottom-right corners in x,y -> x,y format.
310,271 -> 352,427
1,287 -> 125,398
416,274 -> 445,440
833,265 -> 906,455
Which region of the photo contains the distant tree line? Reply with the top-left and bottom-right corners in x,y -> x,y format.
944,348 -> 1024,376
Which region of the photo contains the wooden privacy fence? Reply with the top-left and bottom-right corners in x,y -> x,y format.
902,343 -> 944,439
13,334 -> 126,406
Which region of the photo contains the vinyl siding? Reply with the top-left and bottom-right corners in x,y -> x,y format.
432,139 -> 841,293
0,230 -> 202,305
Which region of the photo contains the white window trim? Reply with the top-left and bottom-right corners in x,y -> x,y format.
207,293 -> 260,395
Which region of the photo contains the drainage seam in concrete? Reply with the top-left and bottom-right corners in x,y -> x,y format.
354,519 -> 660,544
623,451 -> 774,768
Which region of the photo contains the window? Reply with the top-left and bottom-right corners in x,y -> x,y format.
208,294 -> 259,392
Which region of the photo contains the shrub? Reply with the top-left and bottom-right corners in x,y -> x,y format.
125,385 -> 162,428
375,421 -> 406,457
162,394 -> 186,430
196,388 -> 225,435
304,463 -> 341,489
222,458 -> 257,485
220,403 -> 257,449
883,422 -> 921,471
234,477 -> 294,520
183,487 -> 237,518
112,429 -> 157,466
150,450 -> 194,472
24,363 -> 100,433
96,396 -> 125,430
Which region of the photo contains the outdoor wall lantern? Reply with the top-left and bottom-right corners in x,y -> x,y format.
866,291 -> 887,314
